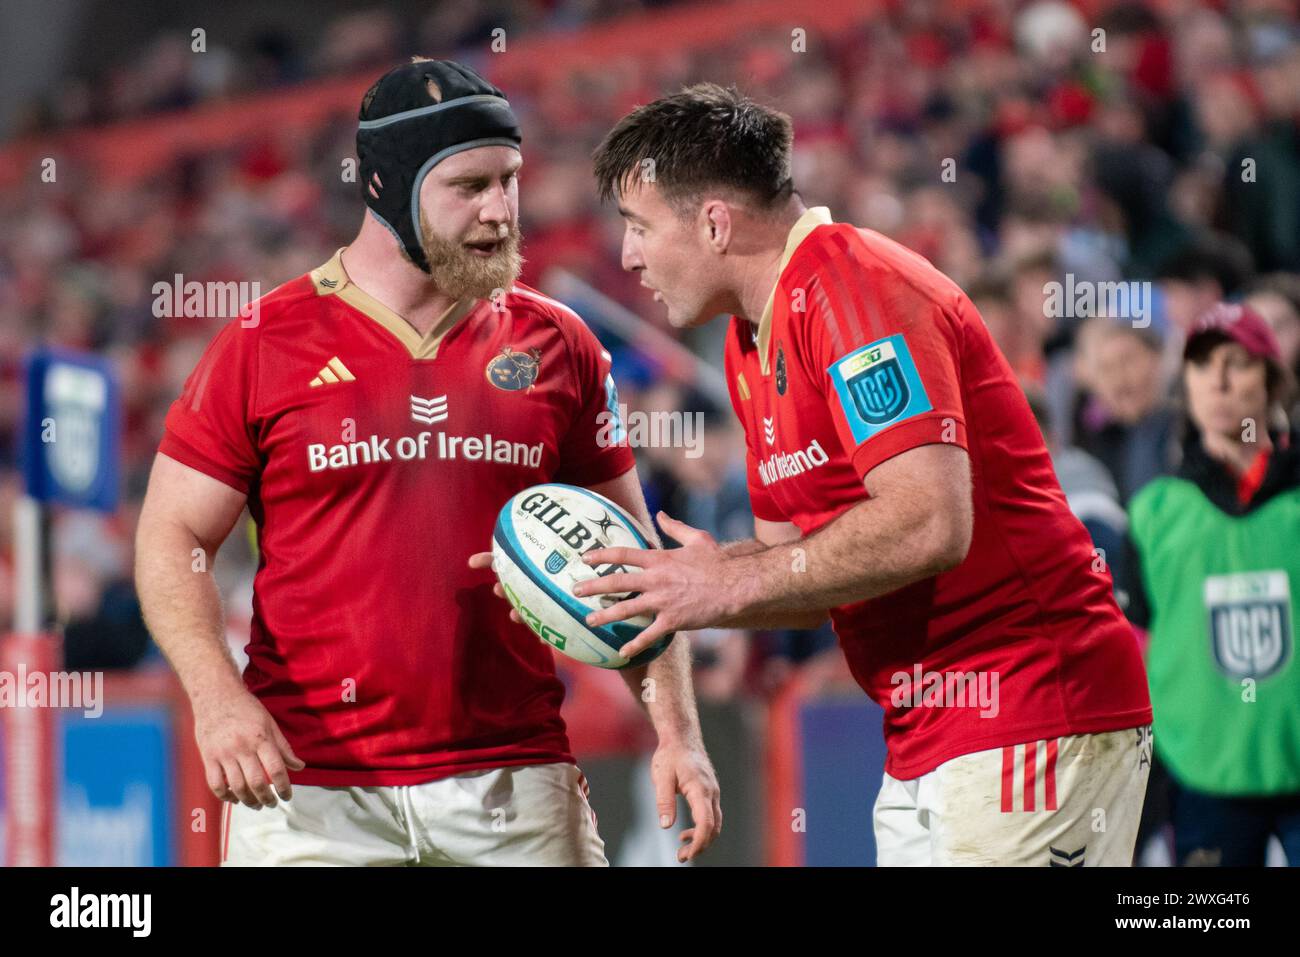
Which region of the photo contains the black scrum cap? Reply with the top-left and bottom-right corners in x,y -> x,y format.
356,59 -> 521,272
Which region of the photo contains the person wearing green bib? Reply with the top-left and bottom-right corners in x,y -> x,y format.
1125,302 -> 1300,866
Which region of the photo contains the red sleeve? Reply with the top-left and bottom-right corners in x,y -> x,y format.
801,266 -> 968,481
552,315 -> 637,487
723,323 -> 785,523
158,320 -> 262,494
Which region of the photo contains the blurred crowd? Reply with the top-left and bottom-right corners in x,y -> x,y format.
1,0 -> 1299,861
7,0 -> 676,135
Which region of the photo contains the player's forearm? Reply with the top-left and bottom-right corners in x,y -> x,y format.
720,538 -> 768,557
619,635 -> 703,747
719,496 -> 959,626
135,520 -> 244,704
720,542 -> 827,629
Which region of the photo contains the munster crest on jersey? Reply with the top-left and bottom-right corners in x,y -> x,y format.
775,343 -> 788,395
486,346 -> 542,392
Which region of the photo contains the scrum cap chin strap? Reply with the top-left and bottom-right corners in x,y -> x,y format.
356,59 -> 521,273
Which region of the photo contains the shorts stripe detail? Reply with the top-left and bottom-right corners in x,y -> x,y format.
1022,741 -> 1037,812
221,801 -> 231,863
1000,746 -> 1015,812
1045,739 -> 1059,812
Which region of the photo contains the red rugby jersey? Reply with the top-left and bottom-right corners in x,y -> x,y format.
159,248 -> 634,785
724,209 -> 1152,779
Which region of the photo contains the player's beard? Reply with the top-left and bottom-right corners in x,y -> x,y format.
419,213 -> 524,302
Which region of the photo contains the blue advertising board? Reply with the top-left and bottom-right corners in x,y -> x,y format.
57,707 -> 174,866
2,705 -> 177,867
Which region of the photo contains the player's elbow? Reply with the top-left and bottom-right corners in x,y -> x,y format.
863,442 -> 973,582
931,523 -> 972,575
917,499 -> 972,576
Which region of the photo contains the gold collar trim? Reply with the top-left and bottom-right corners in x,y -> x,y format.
311,247 -> 475,360
754,206 -> 833,375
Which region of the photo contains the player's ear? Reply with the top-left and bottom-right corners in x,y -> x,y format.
701,200 -> 731,253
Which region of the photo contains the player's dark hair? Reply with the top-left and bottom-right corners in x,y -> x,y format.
592,83 -> 795,217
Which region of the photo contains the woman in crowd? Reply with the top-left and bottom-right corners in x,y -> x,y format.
1124,302 -> 1300,866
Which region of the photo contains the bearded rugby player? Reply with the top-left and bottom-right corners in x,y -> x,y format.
136,59 -> 719,866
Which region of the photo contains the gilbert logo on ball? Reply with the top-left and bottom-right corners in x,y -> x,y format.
491,483 -> 674,669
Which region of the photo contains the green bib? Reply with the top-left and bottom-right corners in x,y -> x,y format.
1129,477 -> 1300,795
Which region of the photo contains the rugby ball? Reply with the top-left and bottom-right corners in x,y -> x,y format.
492,483 -> 674,669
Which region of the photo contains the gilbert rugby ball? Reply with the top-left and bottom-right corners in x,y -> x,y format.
492,483 -> 674,669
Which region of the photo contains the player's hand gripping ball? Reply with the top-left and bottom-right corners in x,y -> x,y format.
492,483 -> 674,668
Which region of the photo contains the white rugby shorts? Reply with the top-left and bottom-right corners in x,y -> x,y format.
874,725 -> 1152,866
221,762 -> 607,866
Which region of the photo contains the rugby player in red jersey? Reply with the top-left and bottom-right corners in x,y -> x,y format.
578,84 -> 1152,865
134,59 -> 719,866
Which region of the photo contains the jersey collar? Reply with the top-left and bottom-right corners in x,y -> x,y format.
754,206 -> 833,375
310,247 -> 476,360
